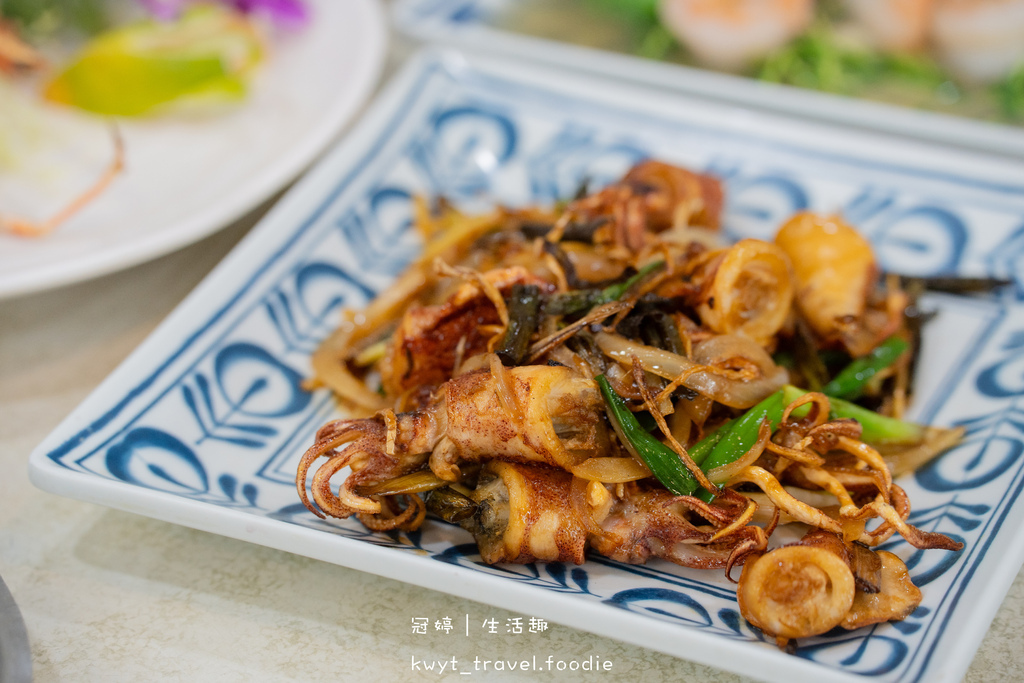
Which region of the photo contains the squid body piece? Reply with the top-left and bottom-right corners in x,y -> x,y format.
775,212 -> 889,355
465,461 -> 589,564
737,529 -> 923,642
297,364 -> 609,519
431,364 -> 610,480
697,238 -> 795,347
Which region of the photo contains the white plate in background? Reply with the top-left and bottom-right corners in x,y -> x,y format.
392,0 -> 1024,160
0,0 -> 387,300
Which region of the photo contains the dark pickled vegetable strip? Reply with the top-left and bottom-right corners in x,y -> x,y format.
546,260 -> 666,316
542,241 -> 586,289
496,284 -> 541,366
640,311 -> 685,356
520,217 -> 608,242
898,274 -> 1013,294
822,335 -> 909,400
425,487 -> 479,523
793,321 -> 829,391
597,375 -> 701,495
545,289 -> 605,316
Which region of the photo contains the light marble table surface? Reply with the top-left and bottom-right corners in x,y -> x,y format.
3,24 -> 1024,683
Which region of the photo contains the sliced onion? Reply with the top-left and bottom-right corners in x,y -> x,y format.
357,469 -> 448,496
571,457 -> 652,483
595,331 -> 787,408
311,318 -> 386,412
878,425 -> 965,478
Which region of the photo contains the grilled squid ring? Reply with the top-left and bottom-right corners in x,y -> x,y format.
737,544 -> 856,641
697,239 -> 794,347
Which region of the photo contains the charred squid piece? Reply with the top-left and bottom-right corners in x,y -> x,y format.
775,212 -> 905,357
841,549 -> 922,630
589,485 -> 768,571
559,160 -> 723,251
296,363 -> 609,526
379,266 -> 554,408
460,461 -> 588,565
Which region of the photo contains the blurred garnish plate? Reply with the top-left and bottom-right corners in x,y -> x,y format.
0,0 -> 386,299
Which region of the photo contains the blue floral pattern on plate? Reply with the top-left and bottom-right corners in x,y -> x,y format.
29,50 -> 1024,683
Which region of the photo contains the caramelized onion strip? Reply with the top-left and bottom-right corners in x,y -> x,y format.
696,239 -> 794,346
631,356 -> 716,493
596,332 -> 787,408
571,457 -> 652,483
726,466 -> 843,535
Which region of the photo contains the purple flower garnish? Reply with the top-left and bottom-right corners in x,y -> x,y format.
136,0 -> 187,21
137,0 -> 309,28
231,0 -> 309,28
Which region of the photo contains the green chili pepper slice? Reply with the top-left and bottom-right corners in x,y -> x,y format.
695,390 -> 786,502
596,375 -> 702,496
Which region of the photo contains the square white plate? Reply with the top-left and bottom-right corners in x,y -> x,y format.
28,48 -> 1024,683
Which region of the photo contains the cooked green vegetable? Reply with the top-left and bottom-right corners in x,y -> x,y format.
580,0 -> 658,24
547,260 -> 665,316
996,63 -> 1024,120
821,334 -> 909,400
696,390 -> 786,502
597,374 -> 703,495
598,374 -> 788,500
425,487 -> 479,523
759,24 -> 946,94
783,385 -> 924,445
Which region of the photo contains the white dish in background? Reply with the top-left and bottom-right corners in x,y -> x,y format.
0,0 -> 386,300
392,0 -> 1024,160
27,48 -> 1024,683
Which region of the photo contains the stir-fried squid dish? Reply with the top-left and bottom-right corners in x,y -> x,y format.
296,160 -> 965,649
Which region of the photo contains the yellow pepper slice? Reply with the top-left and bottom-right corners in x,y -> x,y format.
45,4 -> 262,116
